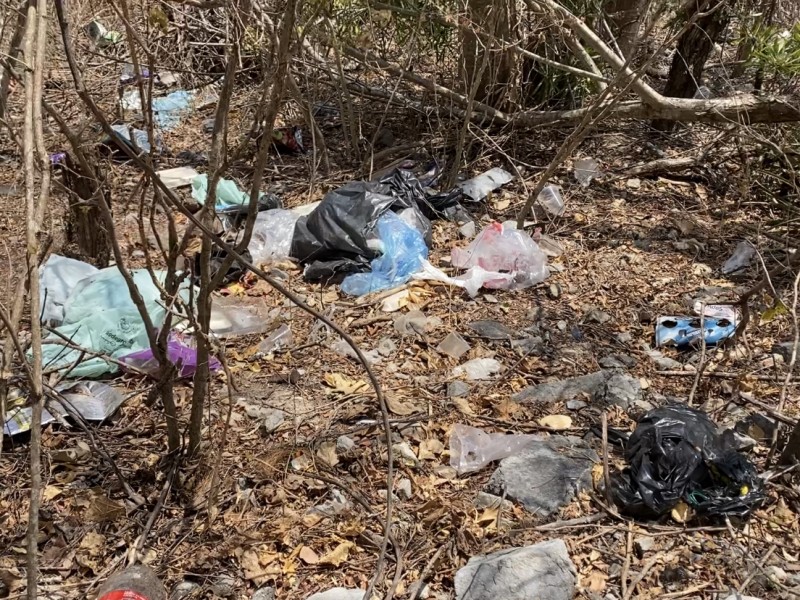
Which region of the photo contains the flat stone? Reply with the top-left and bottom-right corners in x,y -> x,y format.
512,370 -> 609,404
773,341 -> 798,362
584,308 -> 612,324
336,435 -> 356,453
306,589 -> 365,600
594,372 -> 642,410
447,381 -> 471,398
599,355 -> 635,369
454,539 -> 577,600
566,399 -> 587,411
210,576 -> 236,598
468,320 -> 517,340
252,587 -> 276,600
437,332 -> 471,359
647,350 -> 682,370
510,336 -> 545,355
172,581 -> 200,600
397,478 -> 412,500
634,536 -> 654,558
486,436 -> 598,515
262,408 -> 285,433
376,337 -> 397,357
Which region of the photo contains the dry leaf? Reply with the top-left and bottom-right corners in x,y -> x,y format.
43,485 -> 62,501
299,546 -> 320,565
324,373 -> 368,395
671,500 -> 691,523
320,541 -> 354,567
79,531 -> 105,556
585,570 -> 608,592
538,414 -> 572,430
452,397 -> 475,416
418,438 -> 444,460
386,394 -> 418,416
75,488 -> 125,523
316,442 -> 339,468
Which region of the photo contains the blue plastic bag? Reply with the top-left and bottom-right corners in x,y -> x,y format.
340,211 -> 428,296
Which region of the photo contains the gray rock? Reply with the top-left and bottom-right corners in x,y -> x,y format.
616,332 -> 633,344
512,370 -> 610,404
397,478 -> 412,500
336,435 -> 356,453
647,350 -> 681,370
210,576 -> 237,598
566,399 -> 587,411
594,373 -> 642,410
468,320 -> 517,340
584,308 -> 612,324
599,354 -> 635,369
634,536 -> 654,558
172,581 -> 200,600
448,381 -> 471,397
454,539 -> 577,600
307,588 -> 365,600
262,408 -> 285,433
377,337 -> 397,357
486,436 -> 598,515
511,335 -> 545,355
773,341 -> 798,362
252,587 -> 276,600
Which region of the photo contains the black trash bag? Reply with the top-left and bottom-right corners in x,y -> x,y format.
379,168 -> 473,224
194,247 -> 253,287
611,405 -> 764,520
290,172 -> 432,282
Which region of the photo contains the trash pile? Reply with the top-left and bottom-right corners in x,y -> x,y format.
610,405 -> 765,521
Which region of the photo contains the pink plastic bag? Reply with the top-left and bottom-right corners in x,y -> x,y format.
451,222 -> 549,296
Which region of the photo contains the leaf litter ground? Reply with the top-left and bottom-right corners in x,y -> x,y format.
1,108 -> 800,600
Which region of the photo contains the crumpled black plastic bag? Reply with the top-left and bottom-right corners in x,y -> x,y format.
611,405 -> 764,520
290,171 -> 432,282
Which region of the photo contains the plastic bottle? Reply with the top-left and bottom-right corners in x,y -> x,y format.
95,565 -> 166,600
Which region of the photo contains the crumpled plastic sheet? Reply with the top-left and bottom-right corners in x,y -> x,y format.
120,331 -> 221,379
611,404 -> 765,520
449,424 -> 542,474
247,209 -> 301,266
36,267 -> 192,378
290,171 -> 432,282
39,254 -> 99,325
450,222 -> 549,296
340,211 -> 428,296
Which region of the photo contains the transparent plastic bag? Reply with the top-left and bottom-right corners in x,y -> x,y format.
120,330 -> 220,378
247,209 -> 300,266
721,241 -> 755,274
449,424 -> 542,474
191,174 -> 252,211
537,185 -> 565,216
341,211 -> 428,296
450,222 -> 549,296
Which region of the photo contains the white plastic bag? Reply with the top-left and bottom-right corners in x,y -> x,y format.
449,424 -> 542,474
247,209 -> 301,266
39,254 -> 99,325
450,222 -> 549,296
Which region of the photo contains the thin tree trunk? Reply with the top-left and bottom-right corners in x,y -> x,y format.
653,0 -> 730,130
0,0 -> 27,119
605,0 -> 644,59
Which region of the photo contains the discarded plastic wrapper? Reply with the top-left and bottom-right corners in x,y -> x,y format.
537,185 -> 565,216
210,298 -> 276,338
452,357 -> 503,380
37,268 -> 192,378
119,63 -> 151,85
574,158 -> 599,187
191,174 -> 275,213
157,166 -> 199,189
694,85 -> 712,99
122,86 -> 219,130
693,301 -> 738,322
271,126 -> 305,153
450,221 -> 549,296
722,240 -> 755,275
258,324 -> 293,354
458,167 -> 514,201
247,209 -> 301,266
108,125 -> 163,155
610,405 -> 765,520
655,316 -> 736,349
341,211 -> 428,296
120,331 -> 221,378
39,254 -> 99,325
4,381 -> 125,437
84,20 -> 121,47
450,424 -> 542,474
